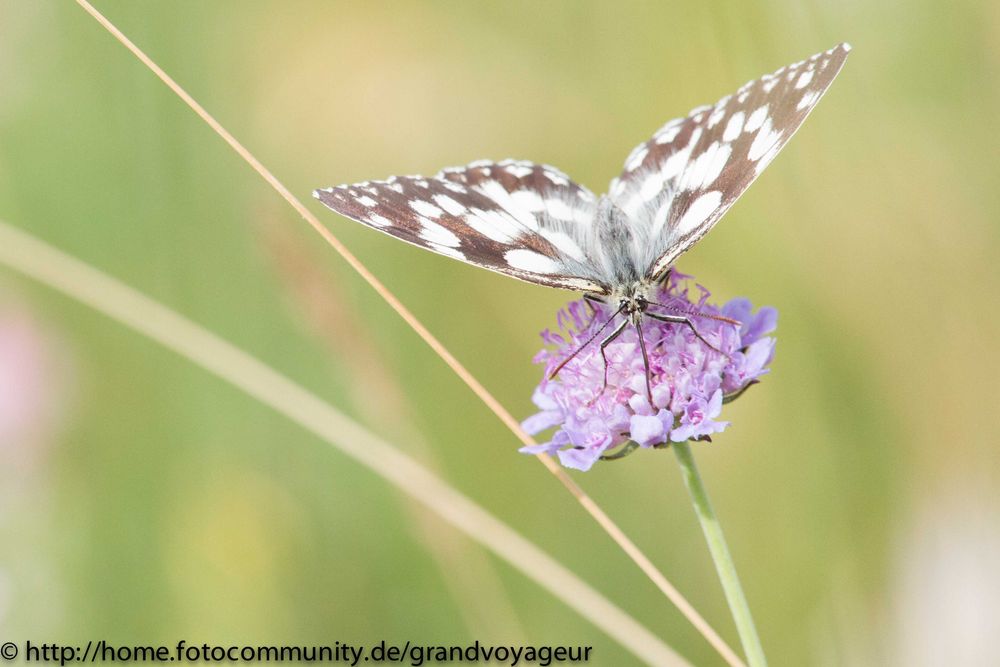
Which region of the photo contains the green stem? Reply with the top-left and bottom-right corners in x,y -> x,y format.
672,442 -> 768,667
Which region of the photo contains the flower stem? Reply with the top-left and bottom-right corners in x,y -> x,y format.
672,442 -> 768,667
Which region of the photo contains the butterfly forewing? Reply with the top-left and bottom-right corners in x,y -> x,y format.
610,43 -> 851,279
313,160 -> 605,292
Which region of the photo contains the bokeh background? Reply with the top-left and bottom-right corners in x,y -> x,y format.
1,1 -> 998,665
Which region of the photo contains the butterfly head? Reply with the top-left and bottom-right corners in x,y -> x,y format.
608,280 -> 655,325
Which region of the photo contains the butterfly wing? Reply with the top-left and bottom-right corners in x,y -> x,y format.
314,160 -> 605,292
609,43 -> 851,280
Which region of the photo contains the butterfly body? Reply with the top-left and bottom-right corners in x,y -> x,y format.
592,196 -> 646,290
314,44 -> 851,398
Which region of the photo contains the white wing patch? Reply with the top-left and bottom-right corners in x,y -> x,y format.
504,248 -> 561,274
675,191 -> 722,235
722,111 -> 745,142
417,219 -> 461,247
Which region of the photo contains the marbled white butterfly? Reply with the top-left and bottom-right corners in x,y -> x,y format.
314,44 -> 850,398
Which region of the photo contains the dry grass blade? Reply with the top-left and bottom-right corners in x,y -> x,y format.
72,2 -> 746,665
0,219 -> 689,667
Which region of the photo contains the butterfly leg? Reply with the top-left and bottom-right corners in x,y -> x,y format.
633,321 -> 656,408
583,293 -> 606,320
549,304 -> 626,380
645,311 -> 723,354
587,317 -> 629,405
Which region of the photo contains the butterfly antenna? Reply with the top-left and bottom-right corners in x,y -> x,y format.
646,300 -> 742,327
548,304 -> 626,380
644,305 -> 734,356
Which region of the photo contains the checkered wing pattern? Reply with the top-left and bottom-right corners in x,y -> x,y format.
314,159 -> 605,292
609,43 -> 851,279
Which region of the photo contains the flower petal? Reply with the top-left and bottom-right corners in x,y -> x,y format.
630,414 -> 666,447
558,446 -> 605,471
744,307 -> 778,347
521,410 -> 563,435
518,441 -> 560,455
531,385 -> 560,411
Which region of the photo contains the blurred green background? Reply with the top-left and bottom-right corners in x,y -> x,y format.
1,1 -> 998,665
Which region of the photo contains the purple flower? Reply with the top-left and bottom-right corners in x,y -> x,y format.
520,272 -> 777,471
670,389 -> 728,442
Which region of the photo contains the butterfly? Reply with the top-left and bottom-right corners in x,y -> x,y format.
314,43 -> 850,402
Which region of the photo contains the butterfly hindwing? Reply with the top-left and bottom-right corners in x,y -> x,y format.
313,160 -> 605,291
610,43 -> 852,279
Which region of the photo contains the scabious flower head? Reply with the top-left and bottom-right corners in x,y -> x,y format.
521,271 -> 777,471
